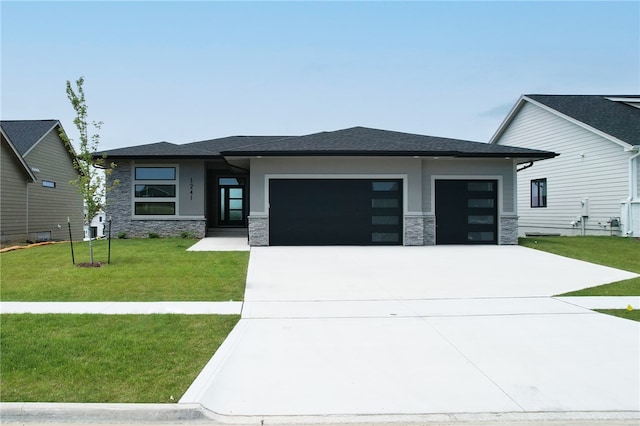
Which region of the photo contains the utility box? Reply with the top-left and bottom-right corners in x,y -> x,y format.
580,198 -> 590,217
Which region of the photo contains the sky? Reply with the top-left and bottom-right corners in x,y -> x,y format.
1,1 -> 639,151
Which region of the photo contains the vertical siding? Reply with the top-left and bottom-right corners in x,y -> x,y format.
23,130 -> 84,241
1,137 -> 29,242
496,102 -> 631,236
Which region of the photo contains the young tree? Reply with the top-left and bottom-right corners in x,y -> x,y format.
59,76 -> 118,265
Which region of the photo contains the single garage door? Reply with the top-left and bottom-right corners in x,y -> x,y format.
269,179 -> 403,246
435,179 -> 498,244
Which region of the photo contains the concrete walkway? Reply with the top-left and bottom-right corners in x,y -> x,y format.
187,237 -> 249,251
181,246 -> 640,419
0,301 -> 242,315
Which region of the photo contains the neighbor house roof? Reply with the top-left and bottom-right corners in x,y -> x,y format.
0,120 -> 60,156
490,95 -> 640,148
0,126 -> 37,182
96,127 -> 556,162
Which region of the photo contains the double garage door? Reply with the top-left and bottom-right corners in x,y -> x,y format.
269,179 -> 403,246
268,178 -> 498,246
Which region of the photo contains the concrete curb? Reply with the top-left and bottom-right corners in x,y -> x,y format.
1,403 -> 639,425
0,402 -> 207,423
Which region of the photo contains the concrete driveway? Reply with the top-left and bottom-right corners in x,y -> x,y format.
181,246 -> 640,421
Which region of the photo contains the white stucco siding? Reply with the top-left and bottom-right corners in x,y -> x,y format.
178,160 -> 206,216
421,158 -> 516,214
495,101 -> 631,236
249,157 -> 423,214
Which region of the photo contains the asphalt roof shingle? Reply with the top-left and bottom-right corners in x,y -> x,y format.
96,126 -> 556,160
219,127 -> 556,158
0,120 -> 59,155
525,95 -> 640,146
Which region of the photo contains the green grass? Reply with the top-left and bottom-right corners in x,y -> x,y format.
519,236 -> 640,296
0,239 -> 249,301
0,314 -> 239,402
596,309 -> 640,322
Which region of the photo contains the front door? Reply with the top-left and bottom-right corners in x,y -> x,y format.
218,177 -> 246,227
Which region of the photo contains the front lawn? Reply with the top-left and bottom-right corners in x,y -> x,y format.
596,309 -> 640,322
519,236 -> 640,296
0,314 -> 239,402
0,238 -> 249,301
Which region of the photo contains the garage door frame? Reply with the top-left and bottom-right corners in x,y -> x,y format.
431,175 -> 503,245
265,174 -> 408,246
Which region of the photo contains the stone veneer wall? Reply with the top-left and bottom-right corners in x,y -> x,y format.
499,215 -> 518,245
105,163 -> 206,239
248,216 -> 269,246
404,216 -> 424,246
403,215 -> 436,246
423,215 -> 436,245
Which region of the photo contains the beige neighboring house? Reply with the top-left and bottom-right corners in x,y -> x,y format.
1,120 -> 84,245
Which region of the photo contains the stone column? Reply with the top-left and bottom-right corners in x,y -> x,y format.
499,215 -> 519,245
248,216 -> 269,246
404,216 -> 424,246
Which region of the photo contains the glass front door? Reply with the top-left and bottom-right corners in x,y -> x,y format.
218,177 -> 246,227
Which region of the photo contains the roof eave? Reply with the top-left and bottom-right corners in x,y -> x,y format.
22,120 -> 62,157
519,96 -> 635,150
1,127 -> 37,182
91,153 -> 224,160
489,95 -> 528,144
221,150 -> 557,159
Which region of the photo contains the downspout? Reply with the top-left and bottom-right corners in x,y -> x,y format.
516,161 -> 534,172
627,146 -> 640,236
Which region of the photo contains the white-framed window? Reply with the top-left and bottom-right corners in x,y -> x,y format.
133,165 -> 178,216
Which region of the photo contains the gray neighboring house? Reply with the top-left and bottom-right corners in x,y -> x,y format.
1,120 -> 84,244
97,127 -> 555,246
491,95 -> 640,237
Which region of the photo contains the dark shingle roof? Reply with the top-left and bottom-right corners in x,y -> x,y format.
525,95 -> 640,145
94,141 -> 216,158
95,136 -> 292,158
185,136 -> 293,155
0,120 -> 59,155
220,127 -> 556,159
96,127 -> 556,161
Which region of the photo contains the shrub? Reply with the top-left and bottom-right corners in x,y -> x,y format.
148,233 -> 160,239
117,232 -> 127,239
180,231 -> 195,239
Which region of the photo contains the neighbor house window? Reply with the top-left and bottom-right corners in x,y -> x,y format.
531,178 -> 547,208
42,180 -> 56,188
133,166 -> 177,216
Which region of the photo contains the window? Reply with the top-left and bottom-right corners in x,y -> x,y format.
135,167 -> 175,180
531,178 -> 547,208
133,166 -> 177,216
42,180 -> 56,188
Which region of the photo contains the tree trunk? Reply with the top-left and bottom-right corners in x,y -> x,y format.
87,221 -> 94,264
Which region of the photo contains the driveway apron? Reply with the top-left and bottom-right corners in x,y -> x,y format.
181,246 -> 640,418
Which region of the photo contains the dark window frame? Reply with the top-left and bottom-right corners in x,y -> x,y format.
133,164 -> 178,217
42,180 -> 56,188
531,178 -> 547,208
